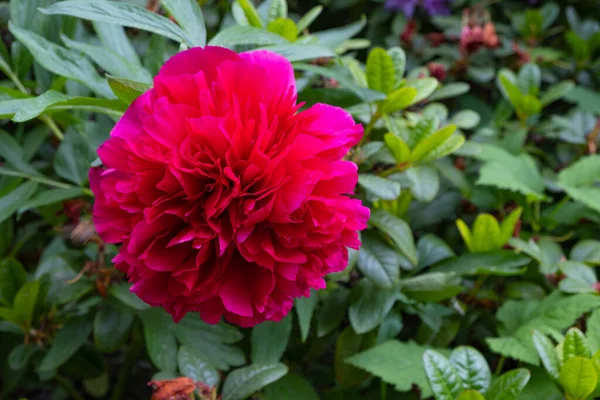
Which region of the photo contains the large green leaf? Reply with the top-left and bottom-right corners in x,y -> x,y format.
317,289 -> 349,337
559,357 -> 597,400
160,0 -> 206,47
39,317 -> 92,371
210,26 -> 288,48
9,23 -> 112,98
557,155 -> 600,213
139,308 -> 178,372
369,210 -> 417,266
178,345 -> 220,387
430,251 -> 530,276
532,331 -> 560,381
423,350 -> 463,400
0,259 -> 27,306
251,314 -> 292,364
486,369 -> 530,400
358,174 -> 401,201
357,231 -> 401,288
295,291 -> 317,342
40,0 -> 194,46
93,300 -> 134,353
0,181 -> 38,226
450,346 -> 491,392
366,48 -> 395,94
264,373 -> 319,400
348,279 -> 396,334
221,363 -> 288,400
53,128 -> 96,186
401,272 -> 463,302
563,328 -> 591,361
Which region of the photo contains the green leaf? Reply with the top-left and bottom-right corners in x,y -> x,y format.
256,43 -> 335,62
313,16 -> 366,50
264,373 -> 319,400
267,18 -> 297,42
518,95 -> 542,116
456,390 -> 485,400
107,75 -> 151,104
411,125 -> 457,162
566,31 -> 590,62
266,0 -> 287,22
564,328 -> 591,361
500,208 -> 523,244
358,174 -> 401,200
94,21 -> 141,65
407,77 -> 439,104
39,317 -> 92,371
431,251 -> 530,276
178,345 -> 220,387
587,310 -> 600,353
296,5 -> 322,33
237,0 -> 263,28
450,110 -> 480,130
335,326 -> 376,388
450,346 -> 491,392
61,35 -> 152,84
429,82 -> 470,101
369,210 -> 417,266
12,90 -> 68,123
54,128 -> 96,186
13,280 -> 40,329
210,25 -> 288,48
251,314 -> 292,364
9,343 -> 40,371
8,23 -> 112,98
401,272 -> 463,302
40,0 -> 194,46
382,87 -> 418,114
423,350 -> 462,400
0,131 -> 41,176
109,283 -> 149,311
559,261 -> 597,294
387,47 -> 406,86
346,340 -> 439,397
559,357 -> 598,400
19,188 -> 86,215
358,231 -> 401,288
366,47 -> 396,94
419,134 -> 465,163
139,308 -> 178,372
160,0 -> 206,47
471,214 -> 504,252
0,258 -> 27,306
405,166 -> 440,202
417,234 -> 455,269
540,81 -> 574,106
517,63 -> 541,96
532,331 -> 560,381
571,240 -> 600,265
0,181 -> 38,226
93,301 -> 134,353
317,289 -> 349,337
557,155 -> 600,214
563,86 -> 600,114
295,292 -> 317,342
487,369 -> 530,400
384,133 -> 411,163
174,315 -> 245,371
348,279 -> 396,334
221,363 -> 288,400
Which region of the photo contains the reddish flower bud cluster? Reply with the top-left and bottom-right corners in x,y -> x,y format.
427,62 -> 447,81
460,8 -> 500,54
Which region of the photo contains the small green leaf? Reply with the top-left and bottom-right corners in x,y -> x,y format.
532,330 -> 560,381
369,210 -> 417,266
486,368 -> 530,400
267,18 -> 297,42
519,94 -> 542,116
406,166 -> 440,202
517,63 -> 541,96
0,181 -> 38,226
564,328 -> 591,361
358,174 -> 401,201
237,0 -> 264,28
560,357 -> 598,400
0,258 -> 27,306
423,350 -> 463,400
456,219 -> 473,252
541,81 -> 574,106
251,314 -> 292,364
139,308 -> 178,372
358,231 -> 401,288
407,77 -> 439,104
571,240 -> 600,265
449,346 -> 491,392
384,133 -> 411,163
456,390 -> 485,400
317,289 -> 349,337
296,291 -> 317,342
430,251 -> 530,276
348,279 -> 396,334
93,301 -> 134,353
39,317 -> 92,371
387,47 -> 406,86
470,214 -> 504,252
382,87 -> 418,114
411,125 -> 457,162
221,363 -> 288,400
13,280 -> 40,329
267,0 -> 287,22
107,75 -> 152,104
178,345 -> 220,387
498,72 -> 522,108
366,47 -> 396,94
296,5 -> 322,33
429,82 -> 470,101
450,110 -> 480,129
499,208 -> 522,244
54,128 -> 96,186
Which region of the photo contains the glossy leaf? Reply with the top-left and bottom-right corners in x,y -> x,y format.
221,363 -> 288,400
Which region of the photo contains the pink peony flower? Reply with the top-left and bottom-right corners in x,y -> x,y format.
90,47 -> 369,327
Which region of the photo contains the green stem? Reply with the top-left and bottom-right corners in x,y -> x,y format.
466,275 -> 488,303
380,380 -> 387,400
494,356 -> 506,376
111,322 -> 143,400
533,201 -> 541,232
55,374 -> 85,400
358,109 -> 382,147
41,115 -> 65,141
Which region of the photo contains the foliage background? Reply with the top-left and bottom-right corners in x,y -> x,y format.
1,0 -> 600,399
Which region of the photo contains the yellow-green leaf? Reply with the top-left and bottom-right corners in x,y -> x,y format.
410,124 -> 457,162
471,214 -> 503,252
366,47 -> 396,94
236,0 -> 263,28
267,18 -> 297,42
559,356 -> 597,400
456,219 -> 473,252
382,87 -> 418,114
384,133 -> 411,163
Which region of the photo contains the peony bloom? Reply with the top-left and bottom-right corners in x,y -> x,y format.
90,47 -> 369,327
